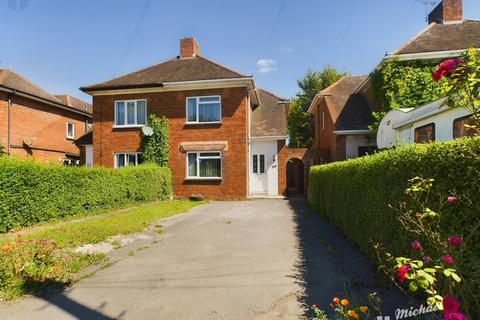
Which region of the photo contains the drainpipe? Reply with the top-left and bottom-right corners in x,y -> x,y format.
7,91 -> 15,155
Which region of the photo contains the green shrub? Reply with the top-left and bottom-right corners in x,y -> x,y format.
0,157 -> 172,232
308,137 -> 480,316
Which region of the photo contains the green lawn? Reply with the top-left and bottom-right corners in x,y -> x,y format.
0,200 -> 205,300
2,200 -> 205,248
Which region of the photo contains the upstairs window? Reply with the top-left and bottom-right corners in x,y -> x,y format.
453,115 -> 476,138
186,96 -> 221,123
115,152 -> 143,168
115,100 -> 146,127
414,123 -> 435,144
66,122 -> 75,139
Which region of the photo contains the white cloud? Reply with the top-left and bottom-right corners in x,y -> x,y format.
280,46 -> 292,54
256,59 -> 278,74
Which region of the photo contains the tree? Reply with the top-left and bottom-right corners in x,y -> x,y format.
141,114 -> 169,166
288,66 -> 348,148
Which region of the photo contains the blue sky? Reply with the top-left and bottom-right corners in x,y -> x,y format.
1,0 -> 479,102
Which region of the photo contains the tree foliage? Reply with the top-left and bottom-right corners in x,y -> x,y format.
287,66 -> 348,148
141,114 -> 169,166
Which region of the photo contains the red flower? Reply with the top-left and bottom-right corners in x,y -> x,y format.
442,255 -> 454,265
396,264 -> 409,283
444,312 -> 467,320
411,240 -> 421,250
432,58 -> 462,81
443,296 -> 460,314
448,236 -> 463,246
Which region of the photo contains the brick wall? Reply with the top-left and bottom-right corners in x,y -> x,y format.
92,87 -> 249,199
0,92 -> 90,162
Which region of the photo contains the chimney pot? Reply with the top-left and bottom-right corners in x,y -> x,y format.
180,37 -> 200,58
428,0 -> 462,24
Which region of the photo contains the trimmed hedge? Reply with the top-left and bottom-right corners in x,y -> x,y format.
308,137 -> 480,313
0,157 -> 172,232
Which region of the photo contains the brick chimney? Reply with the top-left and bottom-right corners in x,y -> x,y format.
180,37 -> 200,58
428,0 -> 462,24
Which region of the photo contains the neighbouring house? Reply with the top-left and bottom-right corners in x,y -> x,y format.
307,76 -> 377,162
81,37 -> 294,199
0,68 -> 92,164
75,131 -> 93,166
377,98 -> 474,149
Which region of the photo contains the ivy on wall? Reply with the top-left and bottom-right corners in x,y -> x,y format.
141,114 -> 169,166
370,59 -> 447,131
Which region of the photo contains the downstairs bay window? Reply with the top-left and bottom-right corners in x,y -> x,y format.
115,152 -> 143,168
186,152 -> 222,179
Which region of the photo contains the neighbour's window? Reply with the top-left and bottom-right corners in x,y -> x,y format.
186,96 -> 221,123
66,122 -> 75,139
252,154 -> 265,174
114,100 -> 146,126
115,152 -> 143,168
85,120 -> 93,132
453,115 -> 476,138
63,158 -> 79,166
414,123 -> 435,144
186,152 -> 221,178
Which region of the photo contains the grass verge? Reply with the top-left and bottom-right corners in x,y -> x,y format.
0,200 -> 205,300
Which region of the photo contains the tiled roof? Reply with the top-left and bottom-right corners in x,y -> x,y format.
0,68 -> 62,104
0,69 -> 92,116
81,55 -> 250,91
392,20 -> 480,55
251,88 -> 288,137
320,76 -> 374,131
75,131 -> 92,146
55,94 -> 92,113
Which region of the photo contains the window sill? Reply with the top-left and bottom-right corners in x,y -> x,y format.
112,125 -> 145,129
66,137 -> 75,140
184,122 -> 221,126
184,177 -> 222,181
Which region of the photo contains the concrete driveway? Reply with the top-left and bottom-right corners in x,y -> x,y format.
0,199 -> 407,320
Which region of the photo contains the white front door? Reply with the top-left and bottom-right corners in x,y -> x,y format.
249,141 -> 278,196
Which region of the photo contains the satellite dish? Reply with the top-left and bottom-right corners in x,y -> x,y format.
142,126 -> 154,136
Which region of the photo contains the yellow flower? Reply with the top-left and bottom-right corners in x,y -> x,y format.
347,310 -> 355,317
341,299 -> 350,307
333,297 -> 340,304
354,313 -> 360,319
360,306 -> 368,313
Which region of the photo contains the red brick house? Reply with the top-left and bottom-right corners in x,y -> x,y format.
81,38 -> 291,199
0,69 -> 92,164
307,76 -> 376,162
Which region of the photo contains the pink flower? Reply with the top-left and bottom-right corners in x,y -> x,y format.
396,264 -> 409,284
422,256 -> 431,263
442,255 -> 454,265
411,240 -> 421,250
448,236 -> 463,246
447,195 -> 457,203
443,296 -> 460,313
432,58 -> 462,81
444,312 -> 467,320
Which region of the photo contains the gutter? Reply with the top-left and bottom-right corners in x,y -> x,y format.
0,85 -> 92,118
385,48 -> 480,62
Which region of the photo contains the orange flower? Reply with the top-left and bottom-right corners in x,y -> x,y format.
333,297 -> 340,304
1,244 -> 10,251
354,313 -> 360,319
360,306 -> 368,313
347,310 -> 355,317
9,242 -> 17,248
341,299 -> 350,307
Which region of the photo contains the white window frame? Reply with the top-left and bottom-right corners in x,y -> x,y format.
114,99 -> 147,128
185,95 -> 222,124
114,152 -> 143,168
66,122 -> 75,139
185,151 -> 222,179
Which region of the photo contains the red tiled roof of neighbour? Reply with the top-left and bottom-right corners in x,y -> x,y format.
0,69 -> 92,116
251,88 -> 288,137
55,94 -> 92,113
81,55 -> 251,92
392,20 -> 480,55
320,76 -> 374,131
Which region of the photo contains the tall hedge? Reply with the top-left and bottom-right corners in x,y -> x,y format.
0,157 -> 172,232
308,137 -> 480,312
